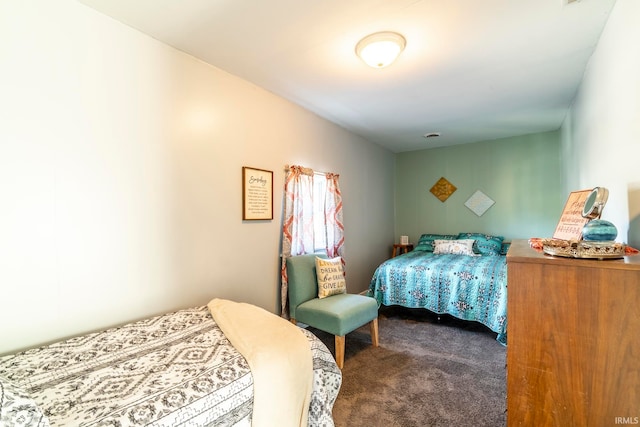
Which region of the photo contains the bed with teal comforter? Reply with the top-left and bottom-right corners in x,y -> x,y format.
368,248 -> 508,345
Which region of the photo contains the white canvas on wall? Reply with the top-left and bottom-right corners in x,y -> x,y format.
465,190 -> 495,217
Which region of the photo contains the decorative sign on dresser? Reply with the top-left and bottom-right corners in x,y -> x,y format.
552,188 -> 592,240
506,240 -> 640,426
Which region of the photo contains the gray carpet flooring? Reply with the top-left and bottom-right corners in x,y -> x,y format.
308,306 -> 507,427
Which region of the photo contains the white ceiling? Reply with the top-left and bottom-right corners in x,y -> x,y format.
78,0 -> 616,152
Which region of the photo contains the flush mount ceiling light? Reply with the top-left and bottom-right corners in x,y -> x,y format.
355,31 -> 406,69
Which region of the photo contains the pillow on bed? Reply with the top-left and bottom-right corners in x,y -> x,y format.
500,242 -> 511,255
433,239 -> 477,256
457,233 -> 504,255
414,234 -> 458,252
315,256 -> 347,299
0,375 -> 50,427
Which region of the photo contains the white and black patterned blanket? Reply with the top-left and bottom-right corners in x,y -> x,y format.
0,307 -> 341,426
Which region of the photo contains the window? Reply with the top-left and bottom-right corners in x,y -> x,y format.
280,165 -> 345,316
312,173 -> 327,252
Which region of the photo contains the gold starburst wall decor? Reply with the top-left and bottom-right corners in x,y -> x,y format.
430,177 -> 457,202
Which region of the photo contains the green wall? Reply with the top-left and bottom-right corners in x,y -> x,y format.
395,131 -> 563,244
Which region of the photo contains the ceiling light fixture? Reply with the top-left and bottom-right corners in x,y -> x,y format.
355,31 -> 406,69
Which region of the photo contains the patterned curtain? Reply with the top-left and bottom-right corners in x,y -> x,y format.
323,173 -> 345,261
280,166 -> 346,317
280,166 -> 314,317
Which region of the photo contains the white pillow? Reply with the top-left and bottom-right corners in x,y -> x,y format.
315,256 -> 347,299
433,239 -> 477,256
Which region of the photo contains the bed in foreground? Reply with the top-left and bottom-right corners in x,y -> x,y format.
369,233 -> 508,345
0,301 -> 341,427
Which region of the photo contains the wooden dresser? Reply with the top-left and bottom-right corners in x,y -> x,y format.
506,240 -> 640,426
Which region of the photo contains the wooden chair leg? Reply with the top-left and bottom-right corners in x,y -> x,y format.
334,335 -> 345,369
289,318 -> 297,325
370,317 -> 379,347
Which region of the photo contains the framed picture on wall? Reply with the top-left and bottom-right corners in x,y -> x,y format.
242,166 -> 273,220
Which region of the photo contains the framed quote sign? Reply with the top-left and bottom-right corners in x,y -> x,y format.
242,166 -> 273,220
552,189 -> 592,240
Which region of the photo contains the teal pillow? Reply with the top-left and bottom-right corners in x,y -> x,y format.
457,233 -> 504,255
414,234 -> 458,252
500,242 -> 511,255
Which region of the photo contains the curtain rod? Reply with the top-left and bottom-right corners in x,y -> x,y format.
284,164 -> 325,176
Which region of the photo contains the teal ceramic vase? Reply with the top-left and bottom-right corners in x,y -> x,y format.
582,219 -> 617,242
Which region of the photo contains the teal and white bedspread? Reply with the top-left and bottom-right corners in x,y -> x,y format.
369,251 -> 507,345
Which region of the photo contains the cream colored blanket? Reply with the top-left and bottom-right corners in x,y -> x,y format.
207,298 -> 313,427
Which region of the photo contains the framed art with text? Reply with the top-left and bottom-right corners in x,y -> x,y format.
552,189 -> 592,240
242,166 -> 273,220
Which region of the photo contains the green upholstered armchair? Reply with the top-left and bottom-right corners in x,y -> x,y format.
286,254 -> 379,369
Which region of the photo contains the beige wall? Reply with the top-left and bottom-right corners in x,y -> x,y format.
0,1 -> 395,354
561,0 -> 640,247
